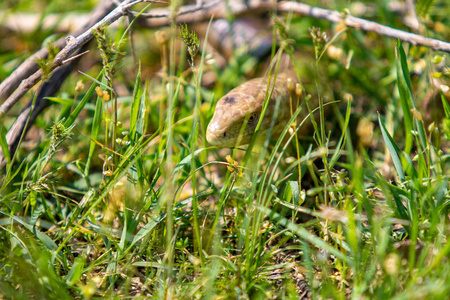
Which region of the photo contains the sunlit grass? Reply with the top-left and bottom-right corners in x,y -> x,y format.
0,1 -> 450,299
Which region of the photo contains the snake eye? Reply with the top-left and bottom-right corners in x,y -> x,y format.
248,113 -> 258,123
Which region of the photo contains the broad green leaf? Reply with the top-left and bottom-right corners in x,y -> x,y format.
0,211 -> 58,251
66,257 -> 85,286
283,181 -> 301,205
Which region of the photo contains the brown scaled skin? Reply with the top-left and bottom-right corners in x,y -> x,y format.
206,66 -> 302,147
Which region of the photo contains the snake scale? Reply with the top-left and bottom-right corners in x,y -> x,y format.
206,55 -> 315,297
206,55 -> 313,147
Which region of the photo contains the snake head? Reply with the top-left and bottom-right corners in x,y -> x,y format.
206,92 -> 260,147
206,72 -> 297,147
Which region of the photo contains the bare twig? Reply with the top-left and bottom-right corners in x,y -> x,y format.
3,0 -> 448,111
0,45 -> 90,167
129,0 -> 221,18
0,0 -> 156,118
404,0 -> 420,31
138,0 -> 450,53
0,0 -> 115,103
61,50 -> 90,65
1,0 -> 449,166
277,2 -> 450,52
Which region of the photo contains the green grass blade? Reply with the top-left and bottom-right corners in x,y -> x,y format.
259,206 -> 352,265
130,64 -> 143,142
172,147 -> 214,175
396,40 -> 414,154
330,98 -> 352,169
0,123 -> 11,167
283,180 -> 300,204
127,210 -> 166,251
0,211 -> 58,251
378,113 -> 405,182
441,91 -> 450,118
84,88 -> 104,176
65,257 -> 84,286
64,70 -> 103,128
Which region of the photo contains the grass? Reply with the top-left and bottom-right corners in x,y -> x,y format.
1,1 -> 450,299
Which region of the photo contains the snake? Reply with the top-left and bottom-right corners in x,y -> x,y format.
206,56 -> 309,147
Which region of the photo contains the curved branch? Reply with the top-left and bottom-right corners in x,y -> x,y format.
138,0 -> 450,53
0,0 -> 115,103
1,0 -> 449,166
3,0 -> 449,117
277,2 -> 450,53
0,45 -> 90,167
0,0 -> 151,118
